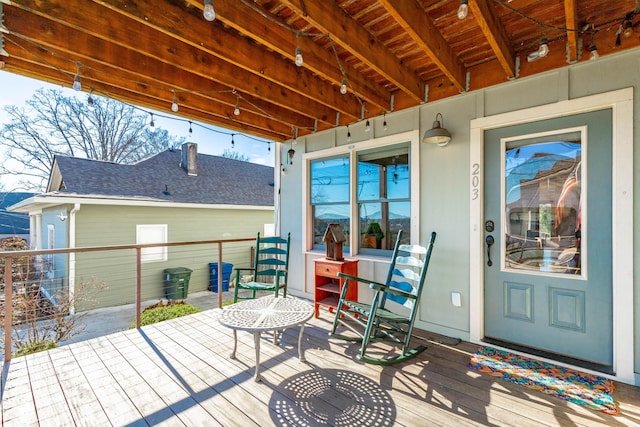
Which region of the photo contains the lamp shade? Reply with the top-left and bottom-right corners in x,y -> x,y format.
423,113 -> 451,146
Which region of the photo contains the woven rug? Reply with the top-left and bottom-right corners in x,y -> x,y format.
469,347 -> 618,415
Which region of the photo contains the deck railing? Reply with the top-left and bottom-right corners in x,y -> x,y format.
0,237 -> 255,362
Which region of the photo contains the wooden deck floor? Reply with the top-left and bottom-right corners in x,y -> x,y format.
2,306 -> 640,426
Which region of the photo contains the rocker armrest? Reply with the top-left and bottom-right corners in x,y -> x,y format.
337,272 -> 385,288
234,267 -> 256,273
369,282 -> 417,299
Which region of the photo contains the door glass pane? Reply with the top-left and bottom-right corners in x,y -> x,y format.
504,135 -> 582,275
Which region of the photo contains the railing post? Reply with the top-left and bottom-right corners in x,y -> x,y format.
4,256 -> 12,362
135,248 -> 142,329
217,242 -> 223,309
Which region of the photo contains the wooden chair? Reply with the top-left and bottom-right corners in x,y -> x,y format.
330,230 -> 437,365
233,232 -> 291,303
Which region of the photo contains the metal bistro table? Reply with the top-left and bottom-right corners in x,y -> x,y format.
218,295 -> 314,382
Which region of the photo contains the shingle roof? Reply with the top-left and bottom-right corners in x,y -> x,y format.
53,148 -> 274,206
0,192 -> 34,235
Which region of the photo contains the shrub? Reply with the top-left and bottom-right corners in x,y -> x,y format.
132,301 -> 201,328
14,340 -> 57,357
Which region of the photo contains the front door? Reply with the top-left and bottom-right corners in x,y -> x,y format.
483,109 -> 613,371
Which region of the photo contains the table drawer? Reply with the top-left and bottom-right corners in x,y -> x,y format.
315,262 -> 342,278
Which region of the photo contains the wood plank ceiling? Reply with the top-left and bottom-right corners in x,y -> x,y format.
1,0 -> 638,142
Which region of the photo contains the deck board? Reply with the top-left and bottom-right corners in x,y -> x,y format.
1,305 -> 639,426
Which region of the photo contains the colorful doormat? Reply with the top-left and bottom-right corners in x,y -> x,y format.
469,347 -> 618,415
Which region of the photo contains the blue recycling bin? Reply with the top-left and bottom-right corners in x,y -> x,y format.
208,262 -> 233,292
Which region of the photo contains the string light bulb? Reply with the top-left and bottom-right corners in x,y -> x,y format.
203,0 -> 215,22
294,47 -> 304,67
365,119 -> 371,132
588,42 -> 599,60
188,121 -> 193,137
457,0 -> 469,20
72,63 -> 82,91
346,124 -> 352,142
231,134 -> 235,148
234,103 -> 240,116
527,36 -> 549,62
383,113 -> 388,131
87,89 -> 95,109
148,113 -> 155,131
340,79 -> 348,95
171,93 -> 179,112
294,32 -> 303,67
623,19 -> 633,38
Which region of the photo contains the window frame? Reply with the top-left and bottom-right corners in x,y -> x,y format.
303,130 -> 420,256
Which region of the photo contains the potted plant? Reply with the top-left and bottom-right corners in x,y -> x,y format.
363,222 -> 384,249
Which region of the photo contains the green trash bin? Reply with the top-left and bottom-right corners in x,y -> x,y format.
163,267 -> 193,300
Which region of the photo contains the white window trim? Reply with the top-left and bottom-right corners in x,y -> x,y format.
136,224 -> 168,263
302,130 -> 420,255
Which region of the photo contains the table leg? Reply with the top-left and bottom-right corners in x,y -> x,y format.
254,331 -> 262,382
298,324 -> 306,362
230,329 -> 237,359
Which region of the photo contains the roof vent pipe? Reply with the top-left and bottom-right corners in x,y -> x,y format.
181,142 -> 198,176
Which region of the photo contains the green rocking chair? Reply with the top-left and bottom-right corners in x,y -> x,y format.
233,232 -> 291,303
330,230 -> 436,365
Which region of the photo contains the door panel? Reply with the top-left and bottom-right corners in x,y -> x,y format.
483,109 -> 612,368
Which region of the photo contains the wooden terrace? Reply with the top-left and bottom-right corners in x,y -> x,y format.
2,305 -> 640,426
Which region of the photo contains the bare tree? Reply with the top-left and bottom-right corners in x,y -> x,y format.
0,89 -> 184,191
221,148 -> 251,162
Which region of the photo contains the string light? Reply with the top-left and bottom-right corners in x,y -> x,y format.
234,102 -> 240,116
148,113 -> 155,131
294,33 -> 303,67
383,113 -> 388,131
87,88 -> 95,109
231,134 -> 235,148
203,0 -> 215,22
268,142 -> 271,152
340,79 -> 348,95
346,124 -> 351,142
527,36 -> 549,62
171,92 -> 179,112
72,62 -> 82,91
188,121 -> 193,137
364,119 -> 370,132
457,0 -> 469,20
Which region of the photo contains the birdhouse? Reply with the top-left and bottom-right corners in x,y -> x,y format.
323,223 -> 346,261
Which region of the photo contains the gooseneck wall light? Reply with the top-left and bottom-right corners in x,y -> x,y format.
422,113 -> 452,146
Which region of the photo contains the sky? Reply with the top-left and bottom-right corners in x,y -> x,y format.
0,71 -> 276,190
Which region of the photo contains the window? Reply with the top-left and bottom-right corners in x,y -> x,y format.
358,144 -> 410,254
306,131 -> 417,255
137,224 -> 168,263
310,156 -> 350,248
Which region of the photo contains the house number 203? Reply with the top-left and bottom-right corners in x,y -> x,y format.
471,163 -> 480,200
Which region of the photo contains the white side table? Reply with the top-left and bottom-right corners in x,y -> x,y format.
218,295 -> 314,382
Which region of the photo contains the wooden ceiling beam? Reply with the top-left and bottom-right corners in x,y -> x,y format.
6,0 -> 342,126
279,0 -> 424,103
3,40 -> 294,140
564,0 -> 579,62
183,0 -> 390,114
2,8 -> 316,137
2,55 -> 290,141
378,0 -> 466,92
470,0 -> 516,79
88,0 -> 361,122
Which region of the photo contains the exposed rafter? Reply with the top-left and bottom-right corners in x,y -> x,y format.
1,0 -> 636,143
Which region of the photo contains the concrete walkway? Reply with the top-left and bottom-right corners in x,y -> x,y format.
60,289 -> 240,346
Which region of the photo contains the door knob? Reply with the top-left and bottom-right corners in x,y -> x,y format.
485,235 -> 495,267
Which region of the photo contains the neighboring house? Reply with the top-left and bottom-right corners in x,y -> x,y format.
9,143 -> 274,309
279,49 -> 639,385
0,192 -> 34,244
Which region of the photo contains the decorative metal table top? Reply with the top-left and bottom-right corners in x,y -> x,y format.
219,295 -> 314,332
